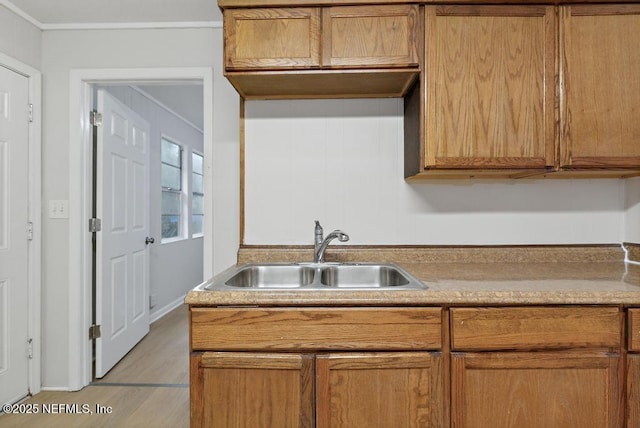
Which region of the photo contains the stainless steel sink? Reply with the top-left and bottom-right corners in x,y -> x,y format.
320,264 -> 412,288
224,265 -> 316,288
206,263 -> 426,291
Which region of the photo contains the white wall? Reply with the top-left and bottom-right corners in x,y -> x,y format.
0,5 -> 41,69
626,177 -> 640,244
41,27 -> 239,389
102,85 -> 204,318
245,98 -> 631,246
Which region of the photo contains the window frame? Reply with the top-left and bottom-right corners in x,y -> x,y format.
191,150 -> 205,238
160,136 -> 185,243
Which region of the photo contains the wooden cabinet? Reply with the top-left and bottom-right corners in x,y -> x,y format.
190,307 -> 444,427
560,5 -> 640,173
451,352 -> 621,428
406,3 -> 640,179
190,302 -> 640,426
192,351 -> 442,428
222,5 -> 421,99
629,355 -> 640,428
449,306 -> 623,427
628,309 -> 640,427
316,352 -> 442,427
416,5 -> 556,177
219,0 -> 640,178
224,8 -> 321,70
191,352 -> 314,427
322,5 -> 420,69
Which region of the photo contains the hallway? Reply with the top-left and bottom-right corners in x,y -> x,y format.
0,305 -> 189,427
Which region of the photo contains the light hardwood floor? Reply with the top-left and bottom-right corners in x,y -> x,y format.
0,304 -> 189,428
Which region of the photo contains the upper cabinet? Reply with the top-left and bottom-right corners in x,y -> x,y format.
420,5 -> 556,177
222,5 -> 421,99
224,8 -> 321,70
219,0 -> 640,179
560,5 -> 640,172
321,6 -> 420,68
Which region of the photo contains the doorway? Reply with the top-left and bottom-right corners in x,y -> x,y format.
91,83 -> 205,378
68,68 -> 213,389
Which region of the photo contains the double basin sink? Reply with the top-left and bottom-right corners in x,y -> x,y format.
205,263 -> 426,291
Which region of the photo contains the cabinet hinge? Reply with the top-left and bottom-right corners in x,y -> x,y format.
26,222 -> 33,241
27,338 -> 33,359
90,110 -> 102,127
89,218 -> 102,233
89,325 -> 101,340
28,104 -> 33,123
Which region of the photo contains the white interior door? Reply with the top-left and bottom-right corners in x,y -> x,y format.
96,89 -> 151,378
0,66 -> 29,404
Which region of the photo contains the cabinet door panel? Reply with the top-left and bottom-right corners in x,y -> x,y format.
316,352 -> 443,428
629,308 -> 640,351
322,5 -> 420,68
452,352 -> 621,428
629,354 -> 640,427
193,352 -> 314,428
561,5 -> 640,168
425,6 -> 556,170
225,8 -> 321,70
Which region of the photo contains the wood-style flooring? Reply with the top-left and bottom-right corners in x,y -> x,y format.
0,304 -> 189,428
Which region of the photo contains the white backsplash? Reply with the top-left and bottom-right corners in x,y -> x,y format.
245,98 -> 631,246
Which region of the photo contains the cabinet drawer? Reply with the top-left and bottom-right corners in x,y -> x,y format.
629,309 -> 640,352
191,307 -> 441,351
451,307 -> 621,351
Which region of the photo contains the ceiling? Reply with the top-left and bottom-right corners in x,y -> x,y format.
5,0 -> 222,26
3,1 -> 211,130
135,84 -> 204,130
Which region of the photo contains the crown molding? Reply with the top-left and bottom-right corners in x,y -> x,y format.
1,0 -> 222,30
1,0 -> 43,28
41,21 -> 223,30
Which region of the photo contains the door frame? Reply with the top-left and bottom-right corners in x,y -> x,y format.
0,52 -> 42,397
68,67 -> 214,390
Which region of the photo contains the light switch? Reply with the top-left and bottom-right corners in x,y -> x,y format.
49,200 -> 69,219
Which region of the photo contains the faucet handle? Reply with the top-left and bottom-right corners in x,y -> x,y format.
314,220 -> 323,246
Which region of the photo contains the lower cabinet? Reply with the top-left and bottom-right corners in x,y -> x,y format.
451,351 -> 621,428
450,306 -> 623,428
190,305 -> 629,427
628,309 -> 640,427
191,351 -> 443,427
629,354 -> 640,428
315,352 -> 443,427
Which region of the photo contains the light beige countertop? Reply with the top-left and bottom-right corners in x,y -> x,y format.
186,245 -> 640,306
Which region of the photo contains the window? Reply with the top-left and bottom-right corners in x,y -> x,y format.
192,152 -> 204,236
161,138 -> 182,240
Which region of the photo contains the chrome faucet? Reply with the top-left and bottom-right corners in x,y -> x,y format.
313,220 -> 349,263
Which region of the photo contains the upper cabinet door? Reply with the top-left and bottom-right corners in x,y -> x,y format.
560,5 -> 640,169
322,5 -> 420,68
424,6 -> 556,170
224,8 -> 321,70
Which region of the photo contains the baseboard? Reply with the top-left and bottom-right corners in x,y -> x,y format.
40,387 -> 71,392
150,295 -> 186,324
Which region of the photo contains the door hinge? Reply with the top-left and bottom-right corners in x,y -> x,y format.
28,104 -> 33,123
90,110 -> 102,127
26,222 -> 33,241
27,338 -> 33,359
89,218 -> 102,233
89,325 -> 101,340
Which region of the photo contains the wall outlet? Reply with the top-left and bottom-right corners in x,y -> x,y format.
49,200 -> 69,219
